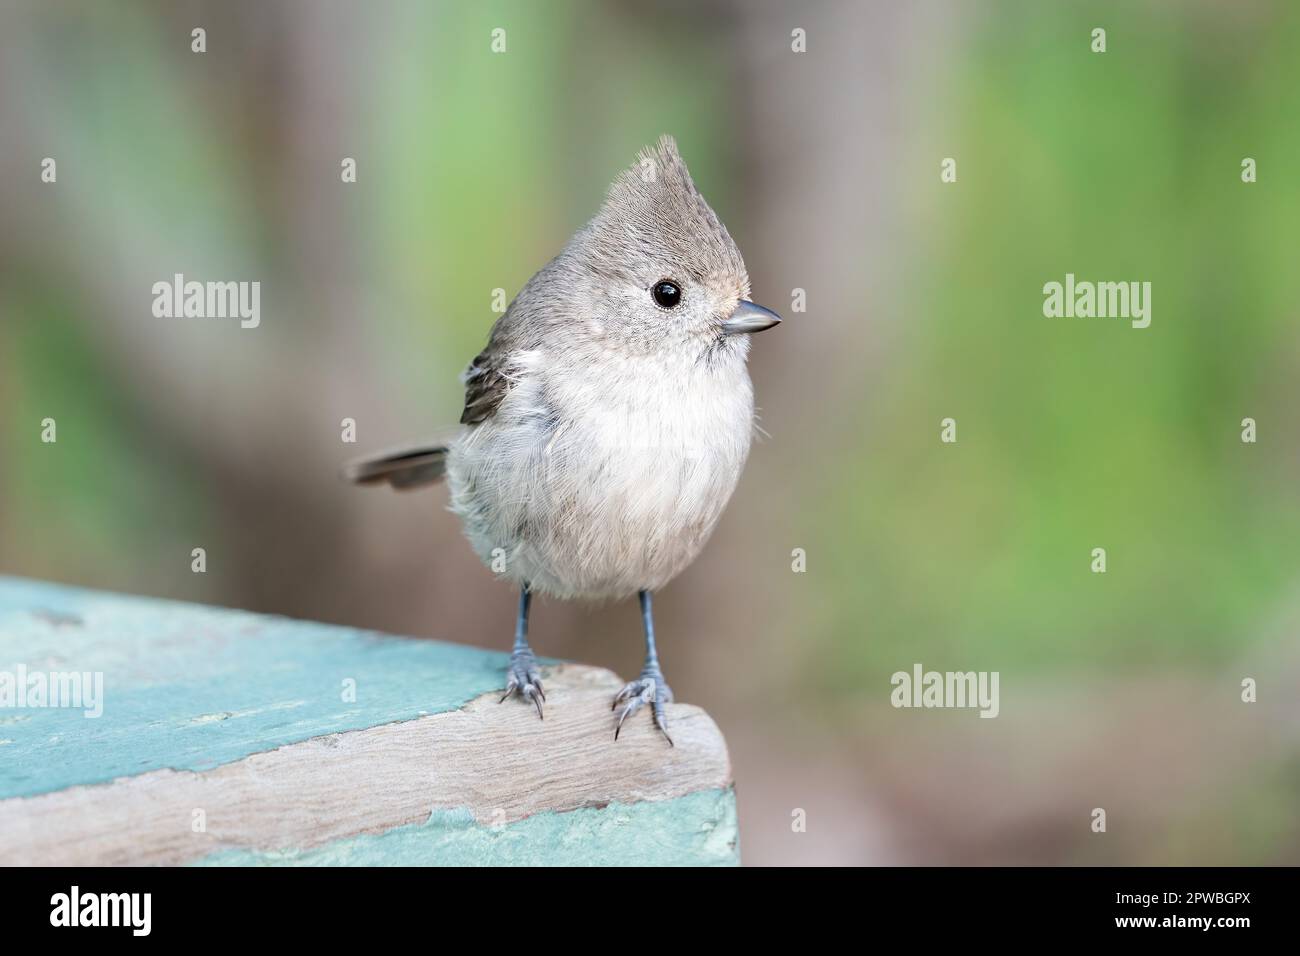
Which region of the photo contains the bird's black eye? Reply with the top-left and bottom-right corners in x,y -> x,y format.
652,280 -> 681,309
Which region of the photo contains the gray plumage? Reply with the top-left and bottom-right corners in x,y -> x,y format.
447,135 -> 760,601
348,136 -> 767,601
345,136 -> 780,737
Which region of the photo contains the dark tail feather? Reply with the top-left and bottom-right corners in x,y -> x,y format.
342,445 -> 449,490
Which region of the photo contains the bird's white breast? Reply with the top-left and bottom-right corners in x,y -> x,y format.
447,346 -> 755,600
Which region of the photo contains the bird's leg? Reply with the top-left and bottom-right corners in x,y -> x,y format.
613,590 -> 674,745
500,585 -> 544,719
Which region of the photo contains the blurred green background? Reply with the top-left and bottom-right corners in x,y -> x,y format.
2,0 -> 1298,865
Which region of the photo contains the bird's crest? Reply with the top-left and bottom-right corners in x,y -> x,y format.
583,135 -> 747,286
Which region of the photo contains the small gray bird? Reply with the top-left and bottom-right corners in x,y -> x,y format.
345,136 -> 780,743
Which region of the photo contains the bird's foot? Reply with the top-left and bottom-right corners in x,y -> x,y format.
500,648 -> 545,719
613,666 -> 674,746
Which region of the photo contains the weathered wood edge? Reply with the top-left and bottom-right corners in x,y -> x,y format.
194,787 -> 740,867
0,664 -> 736,866
0,575 -> 528,798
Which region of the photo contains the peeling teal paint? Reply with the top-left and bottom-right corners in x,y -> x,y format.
193,788 -> 740,866
0,576 -> 509,799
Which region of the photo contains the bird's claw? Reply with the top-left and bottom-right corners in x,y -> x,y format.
500,650 -> 545,720
613,669 -> 673,746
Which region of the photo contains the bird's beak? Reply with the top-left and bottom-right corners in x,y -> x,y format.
721,300 -> 782,336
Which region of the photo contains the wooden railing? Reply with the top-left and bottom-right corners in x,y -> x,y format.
0,577 -> 738,866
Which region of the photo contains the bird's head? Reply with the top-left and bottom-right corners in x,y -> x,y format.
553,135 -> 780,361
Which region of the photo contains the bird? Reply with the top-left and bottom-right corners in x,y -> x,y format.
344,135 -> 781,744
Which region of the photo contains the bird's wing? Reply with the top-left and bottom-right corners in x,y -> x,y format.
459,295 -> 543,426
344,311 -> 531,489
459,345 -> 513,425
